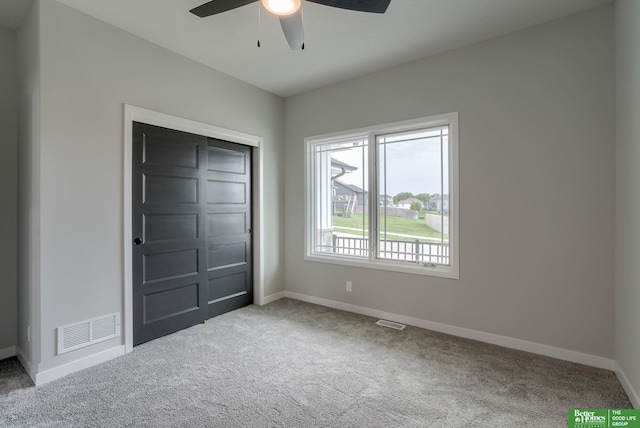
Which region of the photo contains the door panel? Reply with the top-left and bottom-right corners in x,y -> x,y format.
208,272 -> 247,299
133,122 -> 208,346
144,213 -> 199,243
207,180 -> 246,204
133,123 -> 253,345
142,248 -> 199,283
144,175 -> 199,204
206,139 -> 252,317
207,146 -> 247,174
143,282 -> 201,324
143,137 -> 199,169
207,242 -> 247,269
208,212 -> 246,237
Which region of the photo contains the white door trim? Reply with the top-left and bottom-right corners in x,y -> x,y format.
123,104 -> 265,353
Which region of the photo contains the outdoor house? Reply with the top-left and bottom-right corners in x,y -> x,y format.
396,197 -> 425,210
428,195 -> 449,213
333,180 -> 367,216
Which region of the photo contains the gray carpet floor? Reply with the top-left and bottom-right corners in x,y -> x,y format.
0,298 -> 632,427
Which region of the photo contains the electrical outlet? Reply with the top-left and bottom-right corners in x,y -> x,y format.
346,281 -> 352,292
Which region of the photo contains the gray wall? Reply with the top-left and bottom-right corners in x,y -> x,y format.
284,6 -> 615,359
16,0 -> 40,369
615,0 -> 640,406
23,0 -> 285,373
0,25 -> 18,354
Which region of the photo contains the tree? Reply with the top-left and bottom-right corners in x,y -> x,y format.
414,193 -> 431,205
410,201 -> 422,212
393,192 -> 414,204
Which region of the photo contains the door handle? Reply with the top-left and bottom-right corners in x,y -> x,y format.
133,237 -> 142,245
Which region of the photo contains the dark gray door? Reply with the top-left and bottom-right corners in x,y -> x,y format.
132,122 -> 252,346
206,139 -> 253,317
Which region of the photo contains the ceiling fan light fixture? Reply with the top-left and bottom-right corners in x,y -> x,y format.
261,0 -> 301,16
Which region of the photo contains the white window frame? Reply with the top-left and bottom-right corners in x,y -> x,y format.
304,112 -> 459,279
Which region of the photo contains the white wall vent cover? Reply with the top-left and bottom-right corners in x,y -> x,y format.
375,319 -> 406,330
57,313 -> 120,355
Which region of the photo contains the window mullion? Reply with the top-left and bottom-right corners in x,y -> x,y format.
441,129 -> 445,250
368,132 -> 377,263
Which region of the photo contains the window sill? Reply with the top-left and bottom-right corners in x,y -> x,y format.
304,253 -> 459,280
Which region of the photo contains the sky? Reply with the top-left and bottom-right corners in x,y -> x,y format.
331,134 -> 449,197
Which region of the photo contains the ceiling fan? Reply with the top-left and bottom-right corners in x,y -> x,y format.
190,0 -> 392,50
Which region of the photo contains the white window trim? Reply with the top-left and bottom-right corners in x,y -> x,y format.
304,112 -> 459,279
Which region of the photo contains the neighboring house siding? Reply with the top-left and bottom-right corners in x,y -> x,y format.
380,195 -> 393,206
428,196 -> 449,213
334,180 -> 368,212
397,198 -> 424,210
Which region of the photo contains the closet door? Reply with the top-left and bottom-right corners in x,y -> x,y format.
132,122 -> 209,346
132,123 -> 253,346
205,139 -> 253,318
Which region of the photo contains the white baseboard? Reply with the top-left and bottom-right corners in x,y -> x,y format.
34,345 -> 126,386
616,363 -> 640,408
284,291 -> 615,371
0,346 -> 16,361
260,291 -> 285,305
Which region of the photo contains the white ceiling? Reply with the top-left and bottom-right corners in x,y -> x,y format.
4,0 -> 613,97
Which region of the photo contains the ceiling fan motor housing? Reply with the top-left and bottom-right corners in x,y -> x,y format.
190,0 -> 391,49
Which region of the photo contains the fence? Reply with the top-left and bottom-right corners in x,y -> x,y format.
332,235 -> 449,265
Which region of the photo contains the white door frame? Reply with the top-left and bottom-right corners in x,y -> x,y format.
122,104 -> 265,353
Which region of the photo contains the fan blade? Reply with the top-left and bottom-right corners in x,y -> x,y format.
190,0 -> 256,17
279,10 -> 304,50
306,0 -> 391,13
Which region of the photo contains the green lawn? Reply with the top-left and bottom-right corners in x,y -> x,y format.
332,214 -> 446,241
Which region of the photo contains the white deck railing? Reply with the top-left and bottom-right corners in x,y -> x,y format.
332,235 -> 449,265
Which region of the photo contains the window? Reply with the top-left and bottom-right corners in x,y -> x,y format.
305,113 -> 459,279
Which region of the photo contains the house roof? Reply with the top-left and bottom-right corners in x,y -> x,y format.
331,158 -> 358,173
334,180 -> 366,194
